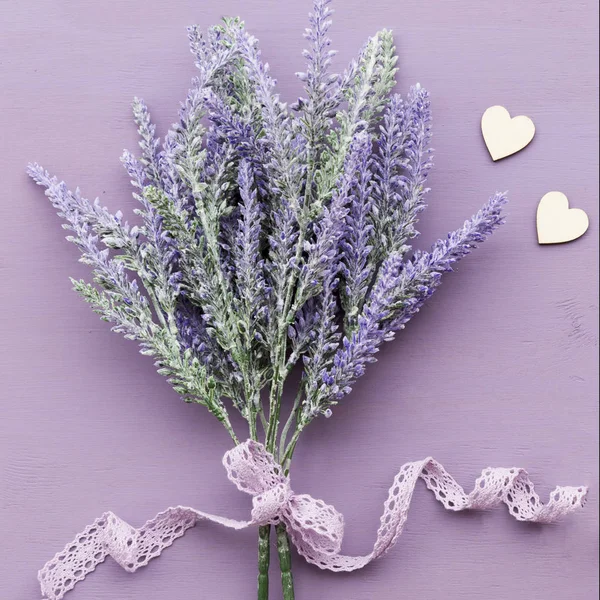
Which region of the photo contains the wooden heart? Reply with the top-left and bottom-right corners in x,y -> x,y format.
537,192 -> 589,244
481,105 -> 535,161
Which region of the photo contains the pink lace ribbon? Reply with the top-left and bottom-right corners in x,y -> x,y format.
39,440 -> 587,599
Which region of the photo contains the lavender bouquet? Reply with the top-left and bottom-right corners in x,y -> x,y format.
28,1 -> 516,598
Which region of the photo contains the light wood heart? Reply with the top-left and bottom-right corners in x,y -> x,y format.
481,105 -> 535,161
537,192 -> 589,244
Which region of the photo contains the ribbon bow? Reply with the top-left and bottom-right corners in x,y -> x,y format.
225,441 -> 345,560
39,440 -> 587,599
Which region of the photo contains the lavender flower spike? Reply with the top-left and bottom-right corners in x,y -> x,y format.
296,0 -> 340,161
310,192 -> 507,414
297,131 -> 371,305
132,97 -> 163,186
370,85 -> 433,262
340,131 -> 375,331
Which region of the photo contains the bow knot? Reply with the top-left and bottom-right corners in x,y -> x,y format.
223,441 -> 344,557
251,482 -> 292,524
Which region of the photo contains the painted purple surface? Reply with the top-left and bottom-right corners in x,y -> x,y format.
0,0 -> 598,598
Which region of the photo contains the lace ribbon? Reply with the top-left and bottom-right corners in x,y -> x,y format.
39,440 -> 587,599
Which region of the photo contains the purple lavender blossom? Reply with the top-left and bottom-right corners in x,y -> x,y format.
308,192 -> 507,413
132,97 -> 163,187
371,86 -> 433,260
233,161 -> 269,342
174,298 -> 236,386
175,299 -> 212,358
27,164 -> 150,340
395,85 -> 434,246
302,273 -> 341,416
204,91 -> 269,196
287,297 -> 321,367
340,132 -> 375,330
236,26 -> 307,209
295,0 -> 341,162
298,132 -> 370,304
29,1 -> 507,445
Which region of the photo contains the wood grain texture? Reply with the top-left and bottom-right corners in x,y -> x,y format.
0,1 -> 598,599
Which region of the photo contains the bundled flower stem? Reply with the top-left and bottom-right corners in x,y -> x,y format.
28,2 -> 506,598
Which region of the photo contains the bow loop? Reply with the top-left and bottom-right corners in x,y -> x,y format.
284,494 -> 344,556
223,440 -> 288,496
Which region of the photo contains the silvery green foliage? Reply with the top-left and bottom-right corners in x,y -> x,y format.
28,0 -> 505,451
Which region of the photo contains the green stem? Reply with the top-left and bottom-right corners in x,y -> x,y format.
258,405 -> 268,434
244,390 -> 270,600
275,417 -> 308,599
249,412 -> 258,440
223,419 -> 240,445
276,523 -> 295,600
257,524 -> 271,600
278,386 -> 303,462
282,426 -> 303,474
265,363 -> 283,451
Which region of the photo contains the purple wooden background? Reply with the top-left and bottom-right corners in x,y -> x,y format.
1,1 -> 598,598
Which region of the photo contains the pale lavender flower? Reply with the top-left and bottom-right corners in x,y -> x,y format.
161,79 -> 206,201
27,164 -> 150,340
28,163 -> 139,254
120,149 -> 181,304
302,273 -> 341,416
371,86 -> 433,260
395,85 -> 433,247
237,27 -> 306,209
312,192 -> 507,411
295,0 -> 340,160
297,132 -> 369,304
233,161 -> 269,342
340,132 -> 374,329
132,97 -> 163,186
266,198 -> 299,315
161,23 -> 240,204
